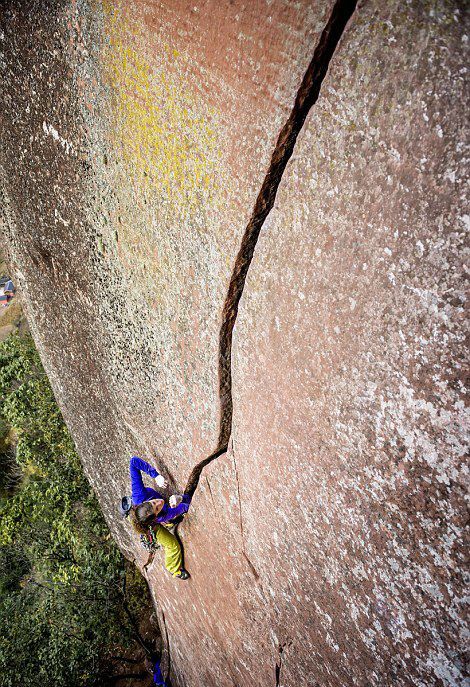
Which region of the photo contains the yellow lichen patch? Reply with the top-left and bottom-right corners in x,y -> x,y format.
96,1 -> 229,309
101,1 -> 222,214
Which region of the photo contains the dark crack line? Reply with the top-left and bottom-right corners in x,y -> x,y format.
178,0 -> 358,497
275,641 -> 292,687
232,450 -> 245,545
233,447 -> 262,582
183,443 -> 228,495
157,5 -> 358,613
205,476 -> 216,511
139,4 -> 356,675
242,551 -> 260,581
217,0 -> 358,448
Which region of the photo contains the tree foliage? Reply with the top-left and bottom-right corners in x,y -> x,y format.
0,334 -> 152,687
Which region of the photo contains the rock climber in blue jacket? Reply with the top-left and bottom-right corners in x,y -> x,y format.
120,456 -> 192,580
128,455 -> 192,525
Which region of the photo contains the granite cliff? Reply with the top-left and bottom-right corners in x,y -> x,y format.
1,1 -> 468,685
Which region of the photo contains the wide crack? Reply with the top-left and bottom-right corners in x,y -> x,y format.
217,0 -> 358,449
182,0 -> 358,507
168,7 -> 359,677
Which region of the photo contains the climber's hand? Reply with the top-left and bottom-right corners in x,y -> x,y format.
155,474 -> 167,489
169,494 -> 183,508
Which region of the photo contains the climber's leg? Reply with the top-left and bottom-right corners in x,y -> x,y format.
155,523 -> 183,576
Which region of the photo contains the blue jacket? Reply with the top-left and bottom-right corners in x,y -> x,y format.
130,456 -> 191,523
153,659 -> 168,686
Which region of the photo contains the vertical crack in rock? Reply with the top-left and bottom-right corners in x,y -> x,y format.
179,0 -> 358,508
232,450 -> 245,543
275,654 -> 281,687
183,443 -> 229,494
205,476 -> 216,511
217,0 -> 358,447
242,551 -> 261,582
275,642 -> 291,687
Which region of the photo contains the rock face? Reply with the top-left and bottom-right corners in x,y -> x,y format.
1,1 -> 468,686
231,3 -> 469,684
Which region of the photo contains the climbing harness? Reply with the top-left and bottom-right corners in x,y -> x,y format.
140,526 -> 160,552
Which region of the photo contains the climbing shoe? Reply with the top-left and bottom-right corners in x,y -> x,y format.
175,569 -> 190,580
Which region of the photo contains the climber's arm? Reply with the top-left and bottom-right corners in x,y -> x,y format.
164,494 -> 191,520
130,456 -> 166,503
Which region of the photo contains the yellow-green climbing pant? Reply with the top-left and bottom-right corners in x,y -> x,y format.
155,524 -> 183,577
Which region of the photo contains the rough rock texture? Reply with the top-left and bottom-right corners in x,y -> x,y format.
231,2 -> 469,685
1,1 -> 469,686
0,0 -> 332,551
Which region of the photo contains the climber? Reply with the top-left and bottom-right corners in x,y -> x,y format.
119,455 -> 192,580
128,455 -> 192,525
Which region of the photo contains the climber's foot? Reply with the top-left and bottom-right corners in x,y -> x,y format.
175,569 -> 190,580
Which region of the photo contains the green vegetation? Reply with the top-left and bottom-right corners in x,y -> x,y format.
0,334 -> 153,687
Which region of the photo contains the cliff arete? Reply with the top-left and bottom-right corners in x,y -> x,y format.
1,1 -> 468,685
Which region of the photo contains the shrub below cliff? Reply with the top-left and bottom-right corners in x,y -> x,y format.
0,334 -> 156,687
